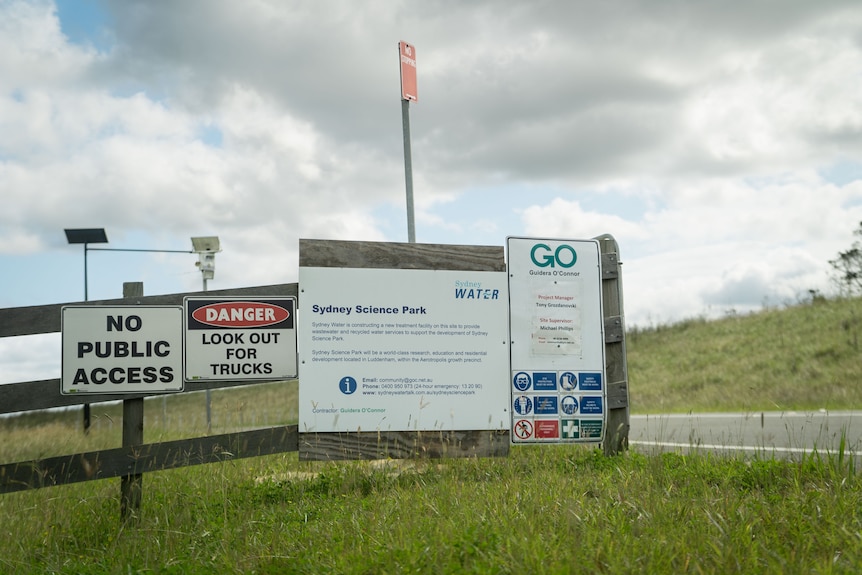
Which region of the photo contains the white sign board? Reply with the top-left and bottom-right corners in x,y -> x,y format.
183,297 -> 298,381
507,237 -> 606,443
61,306 -> 184,394
299,267 -> 509,433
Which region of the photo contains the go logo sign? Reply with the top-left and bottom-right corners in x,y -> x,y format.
530,243 -> 577,268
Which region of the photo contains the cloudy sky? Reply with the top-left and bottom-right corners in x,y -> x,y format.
4,0 -> 862,383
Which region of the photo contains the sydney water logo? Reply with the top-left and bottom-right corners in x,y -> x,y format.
530,243 -> 577,268
454,280 -> 500,300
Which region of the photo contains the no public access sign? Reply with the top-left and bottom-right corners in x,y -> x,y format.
183,297 -> 297,381
61,306 -> 184,394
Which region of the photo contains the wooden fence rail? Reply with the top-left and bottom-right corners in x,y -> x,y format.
0,239 -> 629,519
0,426 -> 299,494
0,283 -> 299,415
0,282 -> 301,516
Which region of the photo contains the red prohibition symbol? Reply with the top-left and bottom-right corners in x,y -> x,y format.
514,420 -> 533,439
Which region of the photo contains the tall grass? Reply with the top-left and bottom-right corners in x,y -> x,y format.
0,380 -> 299,462
1,446 -> 860,573
628,296 -> 862,413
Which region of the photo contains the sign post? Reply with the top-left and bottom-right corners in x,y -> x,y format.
399,41 -> 418,102
399,41 -> 417,243
506,237 -> 607,443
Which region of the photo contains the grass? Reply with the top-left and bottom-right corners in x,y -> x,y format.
1,446 -> 860,573
2,296 -> 862,572
627,295 -> 862,413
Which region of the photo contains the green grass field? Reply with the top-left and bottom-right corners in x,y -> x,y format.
2,296 -> 862,573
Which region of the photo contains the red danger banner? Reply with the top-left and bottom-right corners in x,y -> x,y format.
191,301 -> 290,328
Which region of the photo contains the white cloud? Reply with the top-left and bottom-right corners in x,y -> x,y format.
0,0 -> 94,91
5,0 -> 862,382
522,198 -> 647,244
0,333 -> 59,385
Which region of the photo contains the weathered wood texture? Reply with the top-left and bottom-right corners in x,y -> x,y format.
0,280 -> 302,497
299,239 -> 509,460
120,396 -> 144,519
0,283 -> 299,415
120,282 -> 145,520
300,430 -> 510,461
0,426 -> 299,494
1,238 -> 629,493
596,234 -> 630,455
299,239 -> 506,271
0,378 -> 296,415
0,283 -> 299,338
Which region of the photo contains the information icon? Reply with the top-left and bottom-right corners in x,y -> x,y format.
339,376 -> 357,395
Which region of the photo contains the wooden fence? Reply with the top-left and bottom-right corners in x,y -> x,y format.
0,239 -> 628,520
0,280 -> 301,520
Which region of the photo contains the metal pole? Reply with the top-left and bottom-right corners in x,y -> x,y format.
83,243 -> 91,433
402,98 -> 416,243
88,248 -> 193,254
83,243 -> 89,302
204,273 -> 212,434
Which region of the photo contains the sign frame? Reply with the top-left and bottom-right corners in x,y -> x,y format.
183,296 -> 298,382
399,41 -> 418,102
61,305 -> 184,395
506,236 -> 607,444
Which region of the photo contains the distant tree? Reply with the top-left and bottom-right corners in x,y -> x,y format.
829,221 -> 862,295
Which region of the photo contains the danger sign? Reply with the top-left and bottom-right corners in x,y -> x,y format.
61,306 -> 184,394
183,297 -> 297,381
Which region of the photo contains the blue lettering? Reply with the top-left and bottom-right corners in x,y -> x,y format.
455,288 -> 500,300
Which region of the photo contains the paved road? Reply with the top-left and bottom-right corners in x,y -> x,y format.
629,410 -> 862,460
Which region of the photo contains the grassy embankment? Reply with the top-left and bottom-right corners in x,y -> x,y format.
628,295 -> 862,412
1,296 -> 861,573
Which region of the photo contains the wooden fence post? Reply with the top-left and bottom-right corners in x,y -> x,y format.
120,281 -> 145,522
596,235 -> 630,456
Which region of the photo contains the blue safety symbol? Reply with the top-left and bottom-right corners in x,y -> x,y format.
513,371 -> 532,391
533,372 -> 557,391
513,395 -> 533,415
339,376 -> 357,395
560,372 -> 577,390
579,372 -> 602,391
580,396 -> 603,414
534,396 -> 558,415
561,395 -> 578,415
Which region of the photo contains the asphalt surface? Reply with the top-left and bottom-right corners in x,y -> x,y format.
629,410 -> 862,461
